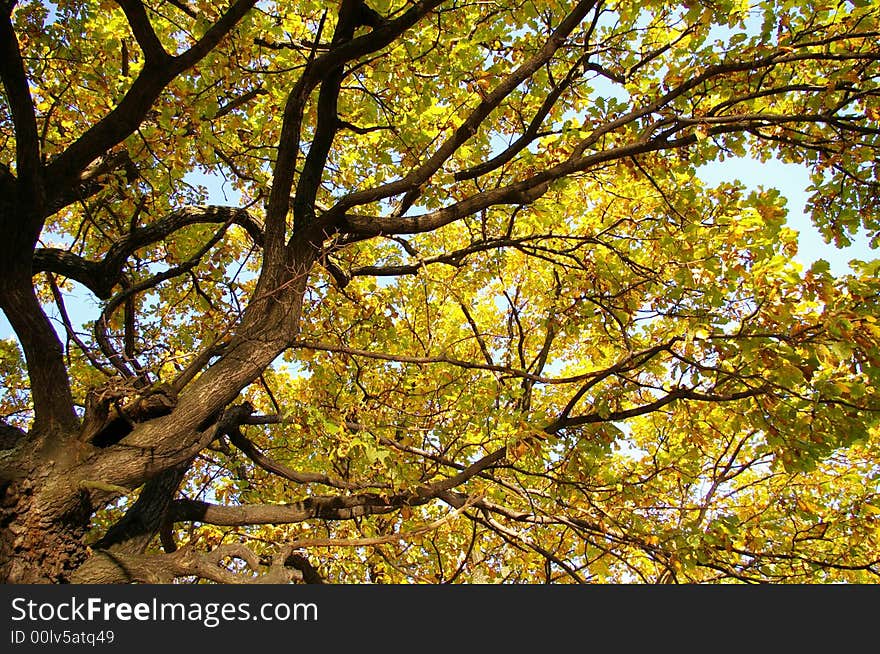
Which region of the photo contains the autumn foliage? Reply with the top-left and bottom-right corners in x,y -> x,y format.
0,0 -> 879,583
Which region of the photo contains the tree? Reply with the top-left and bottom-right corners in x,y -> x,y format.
0,0 -> 878,584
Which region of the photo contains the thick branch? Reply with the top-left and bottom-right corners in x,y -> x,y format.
72,543 -> 302,584
69,239 -> 318,490
170,495 -> 400,525
0,10 -> 40,197
116,0 -> 170,66
263,0 -> 443,265
45,0 -> 256,200
335,178 -> 553,235
0,278 -> 77,436
324,0 -> 597,219
291,0 -> 365,232
170,447 -> 508,529
92,461 -> 190,554
330,123 -> 717,236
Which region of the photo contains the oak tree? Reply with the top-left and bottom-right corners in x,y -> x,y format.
1,0 -> 879,583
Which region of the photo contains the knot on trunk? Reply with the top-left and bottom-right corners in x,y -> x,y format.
79,380 -> 178,448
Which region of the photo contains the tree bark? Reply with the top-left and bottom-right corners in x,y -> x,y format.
0,458 -> 91,583
0,237 -> 318,583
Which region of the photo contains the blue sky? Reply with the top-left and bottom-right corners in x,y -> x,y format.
696,156 -> 874,276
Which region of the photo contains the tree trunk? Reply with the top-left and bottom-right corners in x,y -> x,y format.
0,454 -> 91,583
0,242 -> 318,583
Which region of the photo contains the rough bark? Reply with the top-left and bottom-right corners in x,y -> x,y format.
0,456 -> 91,583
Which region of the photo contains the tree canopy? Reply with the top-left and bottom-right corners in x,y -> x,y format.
1,0 -> 879,583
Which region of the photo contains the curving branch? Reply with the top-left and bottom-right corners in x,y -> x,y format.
452,49 -> 594,182
0,9 -> 40,197
93,217 -> 235,378
45,273 -> 114,376
226,423 -> 382,491
92,461 -> 191,554
290,337 -> 677,386
212,400 -> 382,491
34,205 -> 262,299
115,0 -> 170,66
323,0 -> 599,220
45,0 -> 257,200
